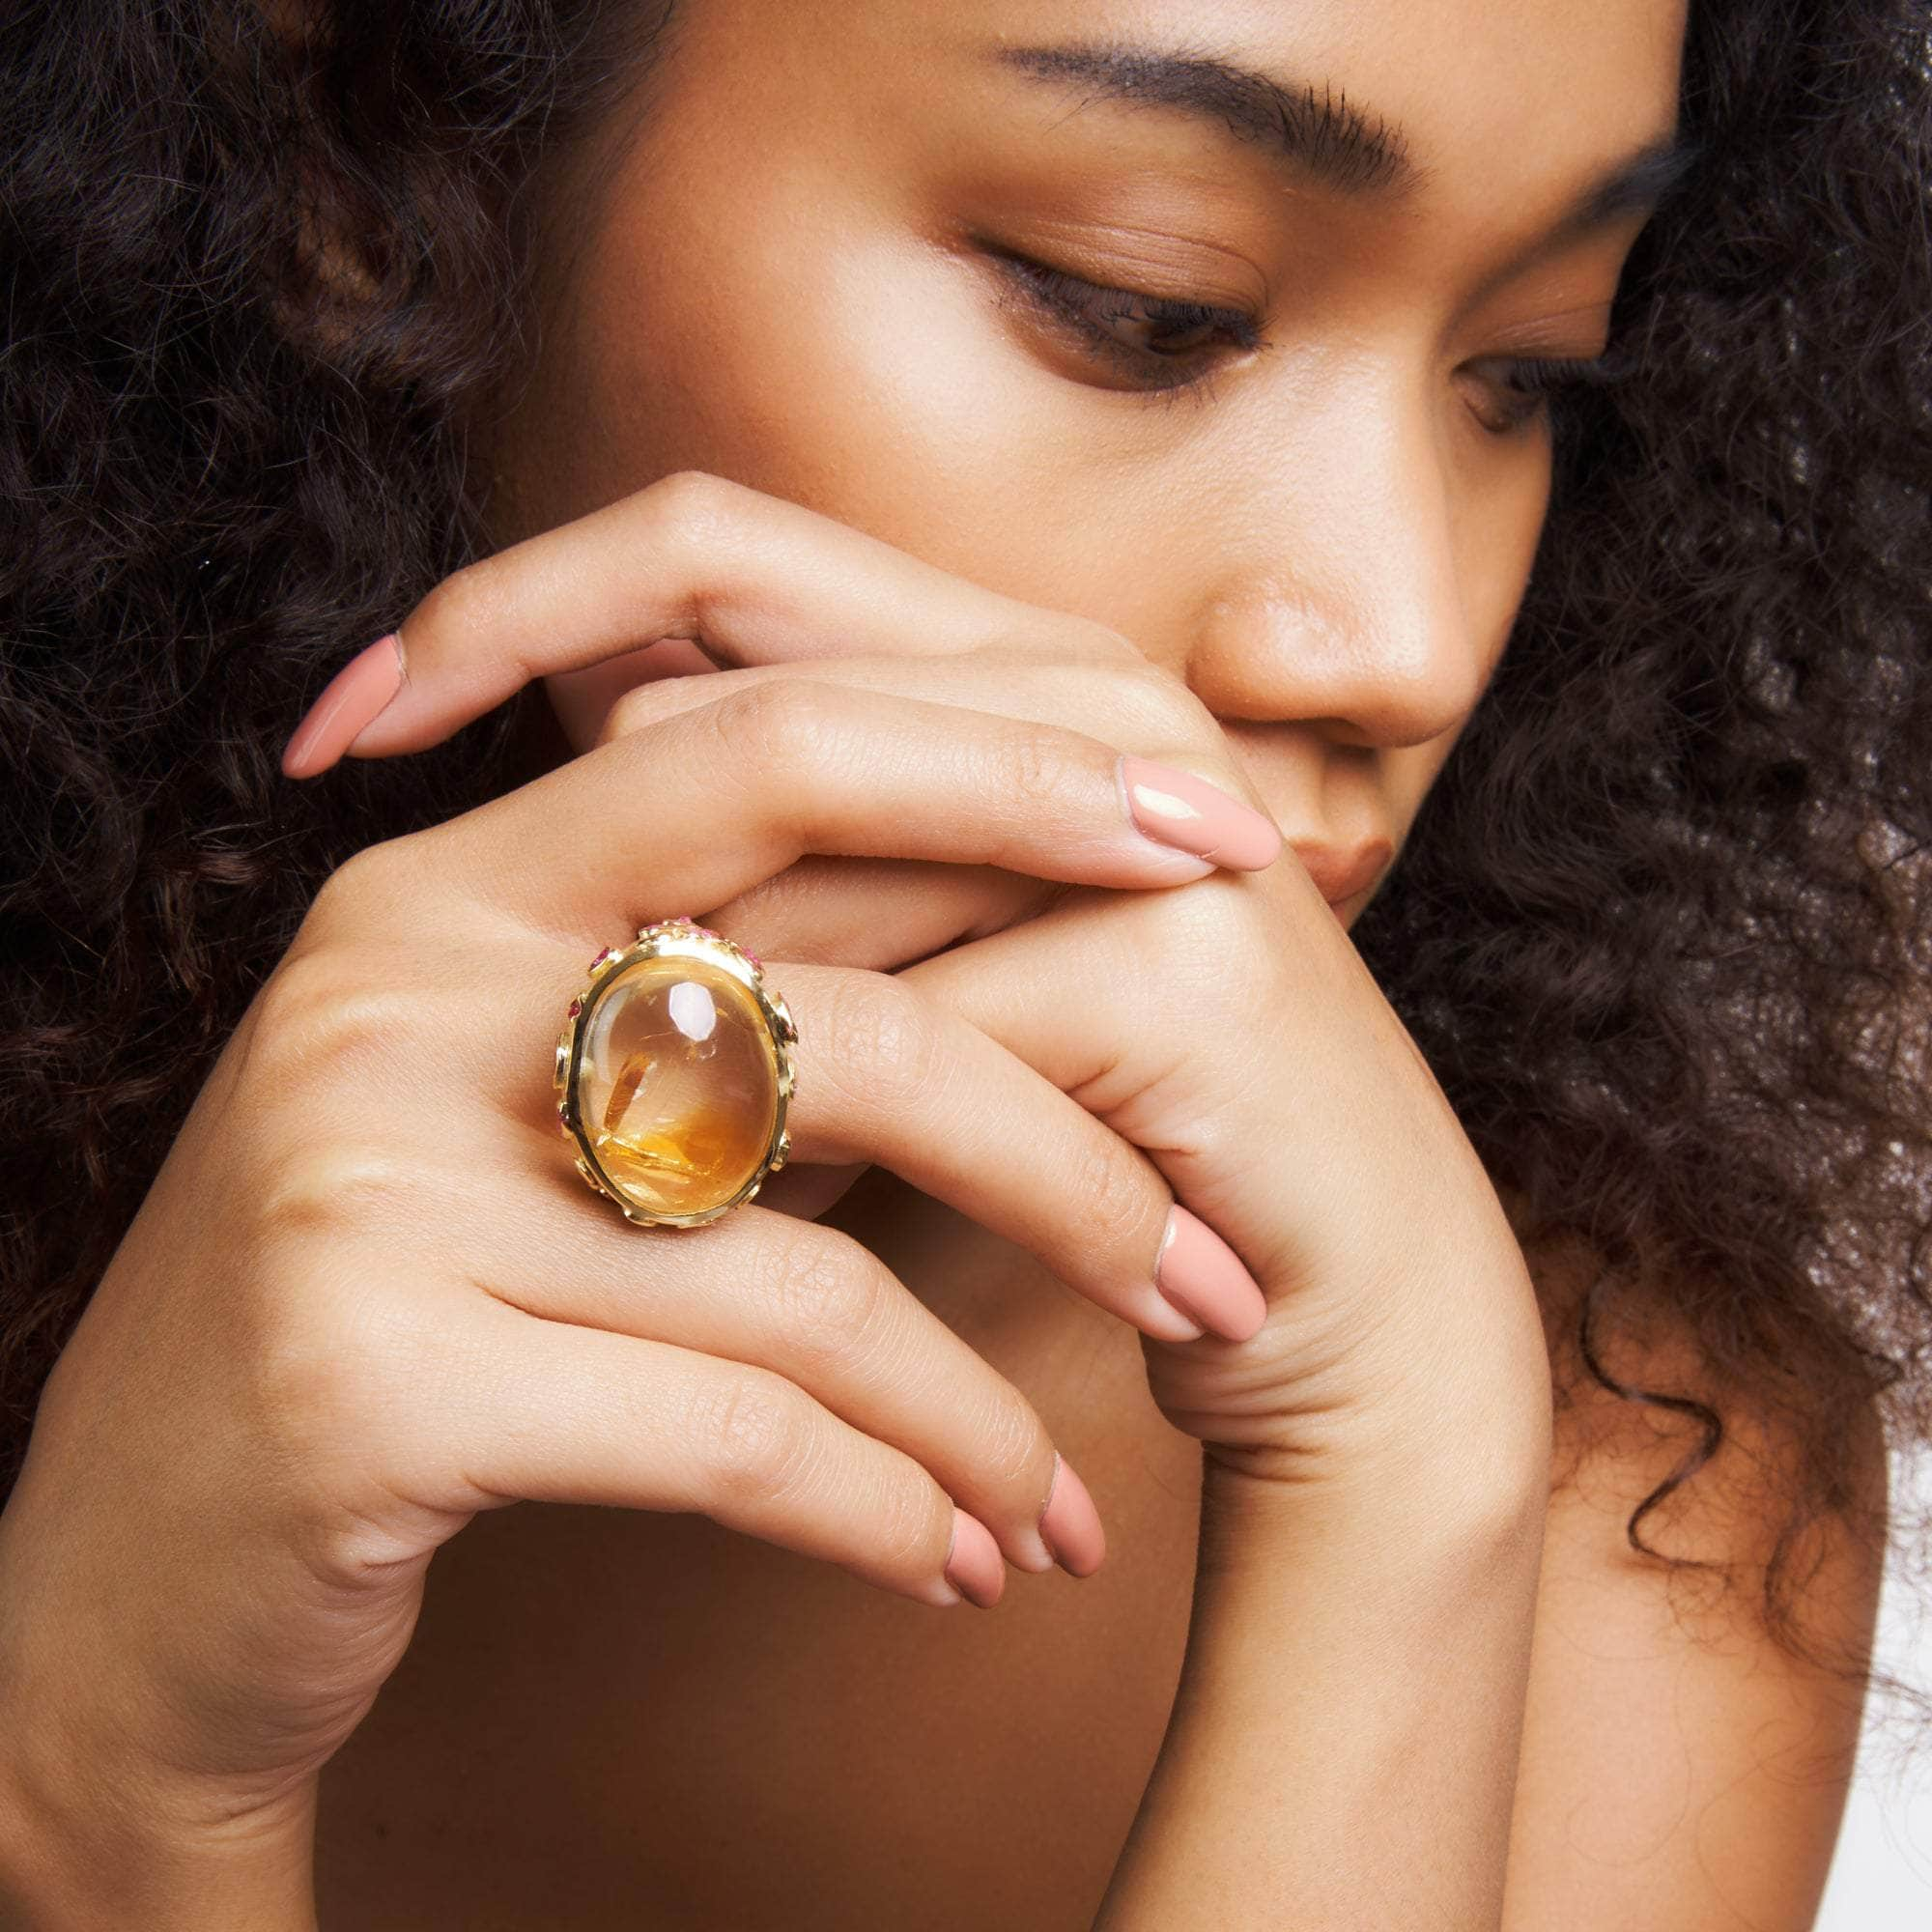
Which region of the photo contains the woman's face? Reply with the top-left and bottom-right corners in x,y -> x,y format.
486,0 -> 1687,918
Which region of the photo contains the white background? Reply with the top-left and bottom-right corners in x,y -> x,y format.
1817,1453 -> 1932,1927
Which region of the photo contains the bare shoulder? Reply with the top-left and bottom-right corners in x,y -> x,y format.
1503,1239 -> 1890,1932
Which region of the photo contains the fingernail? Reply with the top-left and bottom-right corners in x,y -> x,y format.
1119,756 -> 1283,870
281,635 -> 404,780
1037,1454 -> 1106,1578
944,1508 -> 1006,1608
1137,1286 -> 1208,1347
1155,1207 -> 1268,1343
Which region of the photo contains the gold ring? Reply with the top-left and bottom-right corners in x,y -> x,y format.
555,919 -> 798,1228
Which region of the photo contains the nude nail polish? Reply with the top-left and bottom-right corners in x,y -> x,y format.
1155,1207 -> 1268,1343
1119,756 -> 1283,870
281,635 -> 404,779
1037,1454 -> 1106,1578
944,1507 -> 1006,1608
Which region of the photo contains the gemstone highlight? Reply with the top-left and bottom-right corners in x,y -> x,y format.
574,953 -> 781,1220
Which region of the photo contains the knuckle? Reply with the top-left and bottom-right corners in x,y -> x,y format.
253,1285 -> 391,1435
249,949 -> 418,1094
973,1383 -> 1051,1496
639,468 -> 738,554
1106,884 -> 1275,1056
598,680 -> 667,749
304,839 -> 409,935
1121,659 -> 1219,747
1001,723 -> 1080,825
412,554 -> 513,645
753,1226 -> 898,1384
1144,867 -> 1264,966
691,1368 -> 818,1507
649,466 -> 738,533
250,1138 -> 418,1253
708,677 -> 848,784
817,973 -> 937,1110
1064,1134 -> 1161,1263
254,1287 -> 447,1578
870,1464 -> 944,1577
250,948 -> 341,1044
767,676 -> 859,757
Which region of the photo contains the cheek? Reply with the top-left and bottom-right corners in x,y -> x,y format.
504,154 -> 1086,591
1445,424 -> 1552,723
497,75 -> 1558,762
513,150 -> 1129,749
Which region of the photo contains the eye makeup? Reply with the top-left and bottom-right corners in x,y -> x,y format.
983,241 -> 1634,432
986,245 -> 1262,393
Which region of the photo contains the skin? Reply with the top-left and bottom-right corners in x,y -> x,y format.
0,0 -> 1884,1927
331,0 -> 1873,1923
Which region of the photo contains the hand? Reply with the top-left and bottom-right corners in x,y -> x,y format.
306,471 -> 1285,980
0,483 -> 1286,1923
270,478 -> 1555,1932
323,471 -> 1550,1477
902,877 -> 1554,1485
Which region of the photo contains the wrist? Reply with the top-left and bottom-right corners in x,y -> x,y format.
0,1723 -> 318,1932
1198,1357 -> 1552,1574
1199,1435 -> 1548,1587
1110,1343 -> 1548,1930
1209,1321 -> 1552,1517
0,1532 -> 319,1930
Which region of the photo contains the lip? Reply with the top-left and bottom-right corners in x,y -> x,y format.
1291,838 -> 1395,908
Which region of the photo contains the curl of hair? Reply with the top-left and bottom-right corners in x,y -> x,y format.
2,0 -> 1929,1678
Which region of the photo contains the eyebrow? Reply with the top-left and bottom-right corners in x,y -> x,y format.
992,42 -> 1702,236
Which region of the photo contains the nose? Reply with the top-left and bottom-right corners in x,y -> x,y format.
1178,375 -> 1495,752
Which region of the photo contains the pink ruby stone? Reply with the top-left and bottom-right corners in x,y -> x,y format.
567,998 -> 582,1018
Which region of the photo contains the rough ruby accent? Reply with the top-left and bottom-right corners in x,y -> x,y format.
567,998 -> 582,1018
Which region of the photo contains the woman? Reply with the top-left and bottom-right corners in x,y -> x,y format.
0,0 -> 1926,1923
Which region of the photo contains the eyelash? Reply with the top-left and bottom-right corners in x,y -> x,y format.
993,249 -> 1633,431
994,251 -> 1259,395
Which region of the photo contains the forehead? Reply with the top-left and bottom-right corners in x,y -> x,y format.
1299,0 -> 1690,206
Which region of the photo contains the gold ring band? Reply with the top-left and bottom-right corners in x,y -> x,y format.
555,919 -> 798,1228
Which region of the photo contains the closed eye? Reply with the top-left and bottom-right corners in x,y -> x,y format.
987,242 -> 1637,432
1467,349 -> 1636,436
986,247 -> 1262,394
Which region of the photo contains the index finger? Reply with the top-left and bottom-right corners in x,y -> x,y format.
413,682 -> 1282,931
286,470 -> 1131,775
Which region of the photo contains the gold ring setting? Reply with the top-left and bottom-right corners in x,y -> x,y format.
555,919 -> 798,1228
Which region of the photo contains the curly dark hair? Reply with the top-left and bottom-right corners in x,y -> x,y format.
2,0 -> 1928,1681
